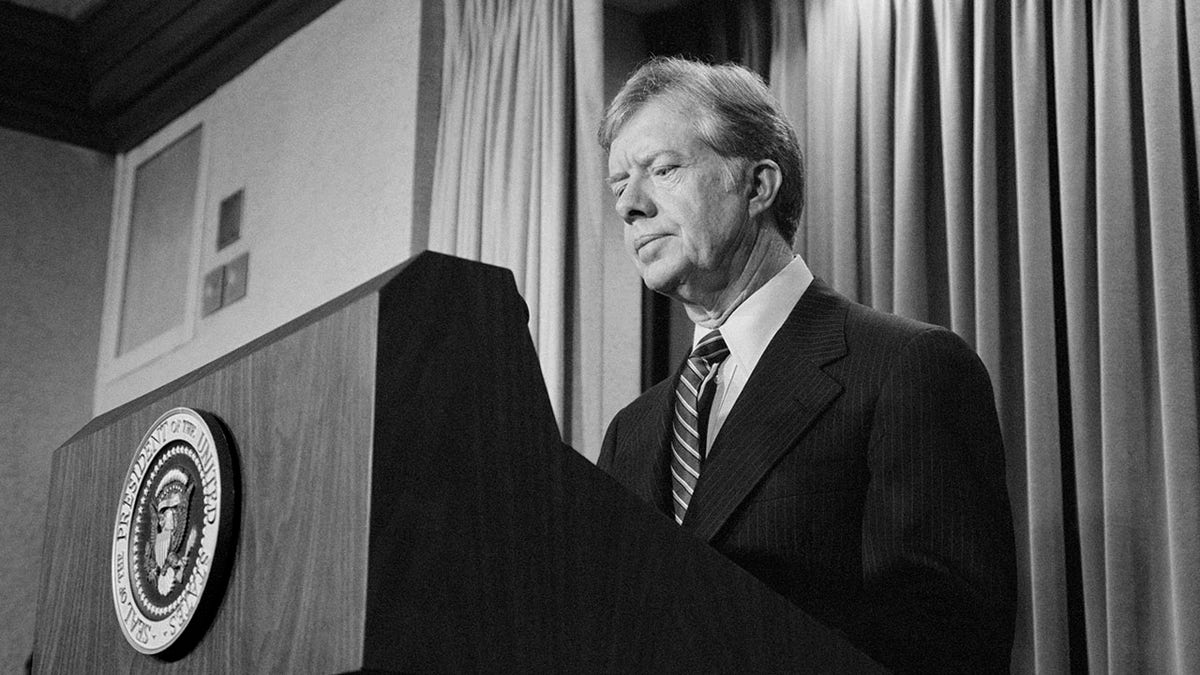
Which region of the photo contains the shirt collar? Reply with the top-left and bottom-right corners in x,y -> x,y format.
692,255 -> 814,374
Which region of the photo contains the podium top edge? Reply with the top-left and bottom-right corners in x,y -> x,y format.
65,251 -> 519,449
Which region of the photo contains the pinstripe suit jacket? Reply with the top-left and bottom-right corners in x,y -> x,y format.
598,279 -> 1017,673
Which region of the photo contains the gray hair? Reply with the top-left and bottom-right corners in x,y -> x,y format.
598,57 -> 805,243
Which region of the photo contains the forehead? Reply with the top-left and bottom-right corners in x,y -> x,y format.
608,99 -> 708,169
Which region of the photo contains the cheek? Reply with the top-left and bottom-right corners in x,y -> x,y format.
678,214 -> 719,251
622,227 -> 637,254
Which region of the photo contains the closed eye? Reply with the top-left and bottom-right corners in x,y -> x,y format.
651,165 -> 677,178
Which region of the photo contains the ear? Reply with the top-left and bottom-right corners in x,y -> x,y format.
746,159 -> 782,219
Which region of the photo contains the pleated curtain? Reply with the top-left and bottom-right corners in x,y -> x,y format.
429,0 -> 569,417
771,1 -> 1200,671
428,0 -> 603,438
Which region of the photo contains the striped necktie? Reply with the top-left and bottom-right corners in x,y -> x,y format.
670,329 -> 730,525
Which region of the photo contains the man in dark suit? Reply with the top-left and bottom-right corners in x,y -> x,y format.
597,57 -> 1016,672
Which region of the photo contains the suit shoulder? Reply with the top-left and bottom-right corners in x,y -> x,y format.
845,299 -> 935,339
842,300 -> 976,360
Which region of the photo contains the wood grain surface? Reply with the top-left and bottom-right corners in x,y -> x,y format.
34,292 -> 377,673
34,252 -> 881,673
363,253 -> 881,673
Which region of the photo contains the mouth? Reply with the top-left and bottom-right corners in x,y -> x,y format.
633,233 -> 666,253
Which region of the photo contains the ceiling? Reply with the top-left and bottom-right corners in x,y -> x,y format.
1,0 -> 344,151
5,0 -> 103,19
2,0 -> 695,152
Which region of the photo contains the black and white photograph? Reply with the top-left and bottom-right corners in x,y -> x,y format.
2,1 -> 1197,672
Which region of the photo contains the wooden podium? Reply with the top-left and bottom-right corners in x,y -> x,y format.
33,252 -> 882,673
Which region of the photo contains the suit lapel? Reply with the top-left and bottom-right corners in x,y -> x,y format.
684,279 -> 850,542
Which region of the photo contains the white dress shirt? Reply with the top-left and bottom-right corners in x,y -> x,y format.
694,255 -> 814,452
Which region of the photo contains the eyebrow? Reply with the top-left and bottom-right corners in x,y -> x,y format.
606,149 -> 686,185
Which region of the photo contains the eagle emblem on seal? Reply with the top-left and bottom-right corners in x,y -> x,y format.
143,468 -> 198,596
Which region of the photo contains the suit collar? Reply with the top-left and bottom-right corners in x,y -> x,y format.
683,278 -> 850,541
692,254 -> 815,378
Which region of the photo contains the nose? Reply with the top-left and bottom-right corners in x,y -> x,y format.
615,179 -> 656,224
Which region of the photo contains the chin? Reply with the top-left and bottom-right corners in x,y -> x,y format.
638,268 -> 684,298
636,250 -> 694,292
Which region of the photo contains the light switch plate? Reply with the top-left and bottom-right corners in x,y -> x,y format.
202,267 -> 224,316
223,252 -> 249,305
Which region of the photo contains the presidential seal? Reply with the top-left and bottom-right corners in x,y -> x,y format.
111,407 -> 237,655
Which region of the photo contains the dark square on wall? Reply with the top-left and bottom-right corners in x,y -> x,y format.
218,190 -> 244,250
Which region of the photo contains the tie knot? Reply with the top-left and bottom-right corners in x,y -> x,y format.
690,329 -> 729,366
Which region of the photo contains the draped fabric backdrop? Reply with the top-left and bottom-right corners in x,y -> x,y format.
426,0 -> 620,459
428,0 -> 1200,667
771,1 -> 1200,672
429,0 -> 571,419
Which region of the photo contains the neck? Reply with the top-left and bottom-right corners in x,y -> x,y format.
683,233 -> 793,328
